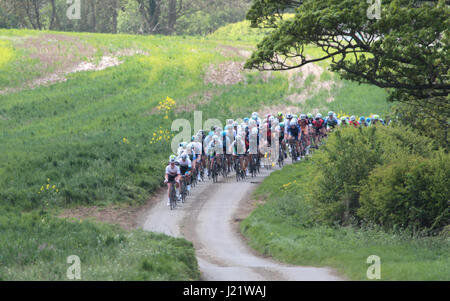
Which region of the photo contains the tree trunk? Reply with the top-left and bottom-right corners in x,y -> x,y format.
33,0 -> 42,30
90,0 -> 96,32
112,0 -> 118,34
167,0 -> 177,35
49,0 -> 60,30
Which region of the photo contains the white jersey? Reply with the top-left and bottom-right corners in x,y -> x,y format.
231,137 -> 246,155
204,135 -> 213,153
188,141 -> 202,155
248,127 -> 259,155
165,165 -> 181,176
177,158 -> 191,168
207,140 -> 223,156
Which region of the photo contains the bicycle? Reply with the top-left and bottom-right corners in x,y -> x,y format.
168,182 -> 177,210
211,157 -> 219,183
180,175 -> 188,203
278,142 -> 284,168
289,139 -> 298,163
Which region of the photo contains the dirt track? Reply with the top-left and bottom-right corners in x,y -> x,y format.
141,165 -> 342,281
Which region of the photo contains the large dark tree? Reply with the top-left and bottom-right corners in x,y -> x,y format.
245,0 -> 449,114
245,0 -> 449,146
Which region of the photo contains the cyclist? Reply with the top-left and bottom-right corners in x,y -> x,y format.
248,119 -> 259,173
206,135 -> 223,177
312,113 -> 325,146
188,135 -> 202,181
372,115 -> 381,126
164,155 -> 181,206
299,114 -> 310,153
231,134 -> 246,176
359,116 -> 368,127
178,154 -> 192,192
277,112 -> 285,123
287,118 -> 301,161
340,117 -> 348,126
325,111 -> 338,132
177,142 -> 187,157
278,122 -> 287,159
349,116 -> 359,127
222,130 -> 232,172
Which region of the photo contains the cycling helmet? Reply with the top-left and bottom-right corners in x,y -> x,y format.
179,142 -> 187,148
191,136 -> 196,142
278,112 -> 283,117
169,155 -> 176,163
286,114 -> 293,119
341,117 -> 346,121
300,114 -> 307,120
307,113 -> 313,119
181,154 -> 187,160
328,111 -> 334,117
243,117 -> 249,123
367,117 -> 372,123
293,114 -> 298,119
233,122 -> 238,127
279,122 -> 285,128
208,131 -> 214,137
350,116 -> 356,121
291,118 -> 298,125
374,115 -> 380,120
316,113 -> 323,119
359,116 -> 365,121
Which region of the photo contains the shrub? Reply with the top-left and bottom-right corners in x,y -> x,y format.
314,126 -> 382,225
358,150 -> 450,233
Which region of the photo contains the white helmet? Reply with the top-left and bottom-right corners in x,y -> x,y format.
350,115 -> 356,121
328,111 -> 334,117
316,113 -> 323,119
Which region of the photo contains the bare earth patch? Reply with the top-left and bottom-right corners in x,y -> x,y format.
59,203 -> 148,230
204,61 -> 246,85
0,33 -> 149,95
217,45 -> 253,59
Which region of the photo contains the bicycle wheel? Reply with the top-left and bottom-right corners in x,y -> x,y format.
170,185 -> 177,210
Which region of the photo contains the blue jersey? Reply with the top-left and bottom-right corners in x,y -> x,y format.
288,125 -> 300,137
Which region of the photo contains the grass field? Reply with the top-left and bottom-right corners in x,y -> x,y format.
0,22 -> 390,280
241,156 -> 450,281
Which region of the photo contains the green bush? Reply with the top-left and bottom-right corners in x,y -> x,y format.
358,150 -> 450,233
314,126 -> 382,225
312,125 -> 443,230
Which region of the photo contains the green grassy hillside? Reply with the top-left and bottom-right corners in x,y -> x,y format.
0,24 -> 390,279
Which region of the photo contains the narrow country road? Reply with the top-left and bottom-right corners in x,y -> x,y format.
142,164 -> 342,281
